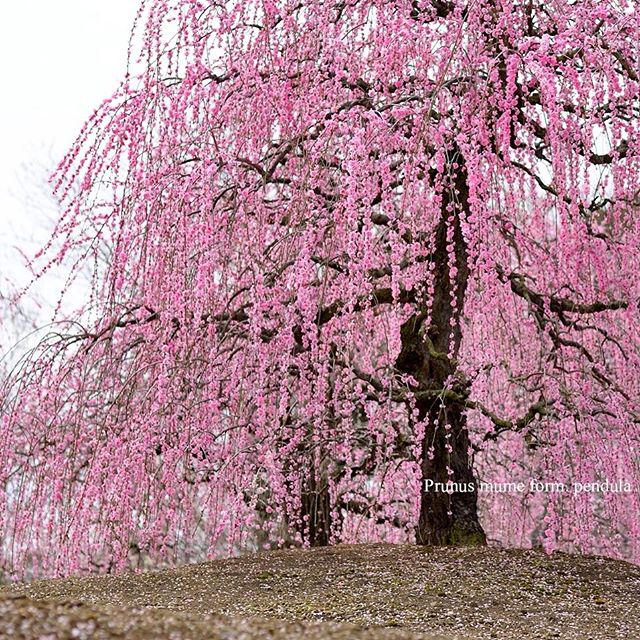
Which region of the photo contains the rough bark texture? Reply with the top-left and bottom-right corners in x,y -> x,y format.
396,147 -> 486,546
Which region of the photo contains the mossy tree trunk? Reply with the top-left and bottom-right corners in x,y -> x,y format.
396,146 -> 486,546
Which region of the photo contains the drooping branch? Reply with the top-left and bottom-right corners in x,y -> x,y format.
497,265 -> 628,321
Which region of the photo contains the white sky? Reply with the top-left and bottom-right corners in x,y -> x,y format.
0,1 -> 139,322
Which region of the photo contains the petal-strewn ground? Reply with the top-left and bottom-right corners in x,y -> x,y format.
2,544 -> 639,639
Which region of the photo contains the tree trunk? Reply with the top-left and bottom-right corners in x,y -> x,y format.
300,451 -> 332,546
415,398 -> 485,545
396,146 -> 486,546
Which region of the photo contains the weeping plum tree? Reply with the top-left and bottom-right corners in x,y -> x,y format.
2,0 -> 640,577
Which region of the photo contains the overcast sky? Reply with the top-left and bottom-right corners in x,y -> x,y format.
0,1 -> 138,319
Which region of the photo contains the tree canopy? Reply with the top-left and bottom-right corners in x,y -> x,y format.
1,0 -> 640,577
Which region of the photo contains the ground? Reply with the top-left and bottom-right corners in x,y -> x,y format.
1,544 -> 639,639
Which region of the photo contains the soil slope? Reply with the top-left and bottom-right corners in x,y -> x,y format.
2,544 -> 639,639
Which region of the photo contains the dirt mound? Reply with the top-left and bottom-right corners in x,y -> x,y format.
2,544 -> 639,639
0,592 -> 445,639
